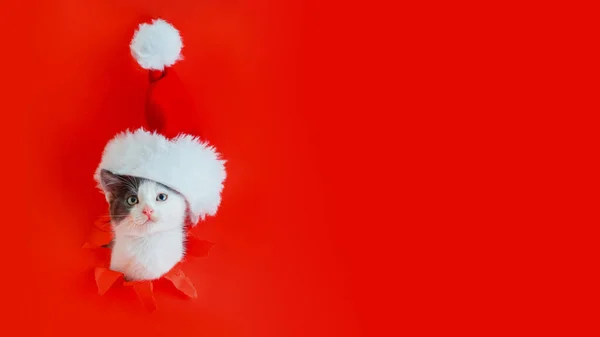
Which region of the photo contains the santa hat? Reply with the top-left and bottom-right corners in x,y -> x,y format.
93,19 -> 226,225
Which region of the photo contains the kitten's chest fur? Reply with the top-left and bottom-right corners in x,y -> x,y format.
110,229 -> 184,280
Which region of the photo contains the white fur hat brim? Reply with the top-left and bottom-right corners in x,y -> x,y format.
94,128 -> 226,224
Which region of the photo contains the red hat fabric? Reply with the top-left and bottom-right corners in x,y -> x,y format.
145,68 -> 203,139
131,18 -> 203,139
94,19 -> 226,225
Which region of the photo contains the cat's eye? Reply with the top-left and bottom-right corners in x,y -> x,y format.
156,193 -> 168,202
126,196 -> 138,205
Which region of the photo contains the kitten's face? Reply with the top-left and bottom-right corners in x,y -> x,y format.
100,169 -> 187,236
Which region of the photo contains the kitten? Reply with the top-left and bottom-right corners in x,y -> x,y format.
99,169 -> 187,281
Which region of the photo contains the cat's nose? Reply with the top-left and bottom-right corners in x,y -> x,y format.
142,207 -> 154,216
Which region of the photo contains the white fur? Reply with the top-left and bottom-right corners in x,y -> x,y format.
110,180 -> 187,280
130,18 -> 183,70
94,128 -> 227,224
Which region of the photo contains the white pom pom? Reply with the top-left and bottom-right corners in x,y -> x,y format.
130,19 -> 183,70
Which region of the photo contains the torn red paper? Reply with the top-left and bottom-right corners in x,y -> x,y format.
84,217 -> 214,312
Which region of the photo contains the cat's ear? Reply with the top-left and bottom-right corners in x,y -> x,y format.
99,169 -> 121,202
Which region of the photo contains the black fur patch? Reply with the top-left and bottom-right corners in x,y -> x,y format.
99,169 -> 145,225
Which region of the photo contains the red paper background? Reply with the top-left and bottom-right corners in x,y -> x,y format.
1,0 -> 596,336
